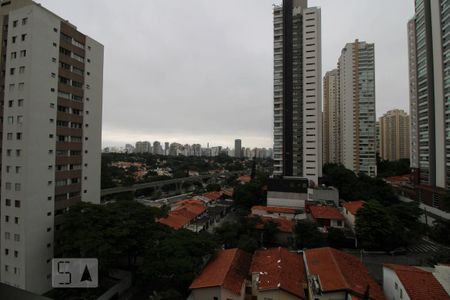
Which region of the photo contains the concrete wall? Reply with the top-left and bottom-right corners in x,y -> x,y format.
190,286 -> 244,300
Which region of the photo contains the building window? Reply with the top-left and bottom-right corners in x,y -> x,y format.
5,183 -> 11,190
8,100 -> 13,107
14,200 -> 20,207
4,249 -> 8,255
20,50 -> 26,57
14,251 -> 18,258
14,217 -> 18,224
15,166 -> 21,173
7,116 -> 13,124
15,183 -> 21,191
18,83 -> 24,90
19,66 -> 25,74
14,234 -> 20,242
5,215 -> 9,222
12,36 -> 16,43
18,99 -> 23,106
16,150 -> 21,156
5,232 -> 10,239
22,18 -> 27,25
12,20 -> 17,27
16,132 -> 22,140
17,116 -> 23,124
10,67 -> 15,75
7,133 -> 12,140
21,34 -> 26,41
10,52 -> 16,59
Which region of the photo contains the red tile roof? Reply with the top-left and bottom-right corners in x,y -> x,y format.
251,248 -> 306,299
158,201 -> 206,230
252,205 -> 297,214
190,249 -> 252,295
305,247 -> 385,300
309,206 -> 344,220
342,201 -> 365,215
202,191 -> 222,201
255,216 -> 295,233
238,175 -> 251,183
384,264 -> 450,300
222,187 -> 234,197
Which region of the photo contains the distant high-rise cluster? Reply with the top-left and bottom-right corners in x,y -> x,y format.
323,40 -> 376,176
273,0 -> 322,185
103,140 -> 272,159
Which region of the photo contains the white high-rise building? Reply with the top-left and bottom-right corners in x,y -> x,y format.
338,40 -> 376,176
273,0 -> 322,185
0,0 -> 103,293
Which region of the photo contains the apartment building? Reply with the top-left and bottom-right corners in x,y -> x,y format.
338,40 -> 376,176
322,69 -> 339,164
408,0 -> 450,210
379,109 -> 410,161
0,0 -> 103,294
273,0 -> 322,185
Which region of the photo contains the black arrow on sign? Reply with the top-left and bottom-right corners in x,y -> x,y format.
80,265 -> 92,282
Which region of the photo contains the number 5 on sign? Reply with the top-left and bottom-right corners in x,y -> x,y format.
52,258 -> 98,288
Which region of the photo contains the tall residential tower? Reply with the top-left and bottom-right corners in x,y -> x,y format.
273,0 -> 322,185
338,40 -> 376,176
408,0 -> 450,211
379,109 -> 410,161
0,0 -> 103,293
322,69 -> 339,164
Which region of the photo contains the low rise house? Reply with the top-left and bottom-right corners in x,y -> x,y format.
304,247 -> 385,300
383,264 -> 450,300
238,175 -> 252,184
251,205 -> 306,220
158,200 -> 207,231
189,249 -> 252,300
267,177 -> 309,209
254,216 -> 295,246
308,206 -> 344,231
250,248 -> 307,300
342,201 -> 365,231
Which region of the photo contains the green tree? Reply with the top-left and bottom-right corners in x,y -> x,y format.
327,227 -> 346,249
139,230 -> 219,297
355,201 -> 404,250
294,220 -> 324,249
205,183 -> 221,192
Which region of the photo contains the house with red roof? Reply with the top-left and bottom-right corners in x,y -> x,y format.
304,247 -> 385,300
238,175 -> 251,184
254,216 -> 295,246
250,248 -> 307,300
383,264 -> 450,300
189,249 -> 252,300
342,201 -> 365,231
157,200 -> 207,232
251,205 -> 306,220
308,206 -> 344,230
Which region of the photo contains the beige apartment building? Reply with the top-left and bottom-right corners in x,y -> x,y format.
379,109 -> 410,161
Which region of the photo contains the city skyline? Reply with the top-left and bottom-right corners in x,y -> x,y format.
36,0 -> 414,149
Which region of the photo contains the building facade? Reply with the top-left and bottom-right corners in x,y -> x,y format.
379,109 -> 410,161
0,0 -> 103,293
407,0 -> 450,212
234,139 -> 241,158
338,40 -> 376,176
322,69 -> 339,164
273,0 -> 322,185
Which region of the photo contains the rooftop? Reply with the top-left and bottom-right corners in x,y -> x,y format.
252,205 -> 298,214
342,201 -> 365,215
190,249 -> 252,295
255,216 -> 295,233
305,247 -> 385,300
309,206 -> 344,220
158,200 -> 206,230
384,264 -> 450,300
251,248 -> 307,299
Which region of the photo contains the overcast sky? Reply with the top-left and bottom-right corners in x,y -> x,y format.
39,0 -> 414,149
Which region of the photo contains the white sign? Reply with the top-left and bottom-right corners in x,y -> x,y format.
52,258 -> 98,288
